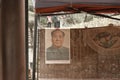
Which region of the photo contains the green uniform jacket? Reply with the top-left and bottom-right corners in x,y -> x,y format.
46,46 -> 69,60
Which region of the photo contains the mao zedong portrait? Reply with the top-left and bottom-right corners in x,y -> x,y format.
46,29 -> 69,61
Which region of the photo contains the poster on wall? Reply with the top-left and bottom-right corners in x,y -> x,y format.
45,29 -> 70,64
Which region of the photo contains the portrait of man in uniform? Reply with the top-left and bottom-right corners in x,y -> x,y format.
45,29 -> 70,64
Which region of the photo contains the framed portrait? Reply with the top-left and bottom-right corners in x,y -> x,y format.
45,29 -> 70,64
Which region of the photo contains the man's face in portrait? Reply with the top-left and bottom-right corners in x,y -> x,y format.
52,30 -> 64,48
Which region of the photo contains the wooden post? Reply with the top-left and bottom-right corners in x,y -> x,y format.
1,0 -> 26,80
0,0 -> 3,80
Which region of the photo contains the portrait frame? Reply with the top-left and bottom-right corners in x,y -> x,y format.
45,29 -> 70,64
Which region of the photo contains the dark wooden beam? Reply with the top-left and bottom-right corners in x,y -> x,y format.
1,0 -> 26,80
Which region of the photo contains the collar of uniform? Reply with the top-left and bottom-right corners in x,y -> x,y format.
51,45 -> 63,50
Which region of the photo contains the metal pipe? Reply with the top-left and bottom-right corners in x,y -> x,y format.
25,0 -> 29,80
32,14 -> 38,80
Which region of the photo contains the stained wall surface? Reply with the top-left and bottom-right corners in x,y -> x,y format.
38,27 -> 120,79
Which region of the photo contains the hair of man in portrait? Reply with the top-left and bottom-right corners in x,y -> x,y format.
46,29 -> 70,61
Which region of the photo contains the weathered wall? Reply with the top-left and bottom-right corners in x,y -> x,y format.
38,28 -> 120,79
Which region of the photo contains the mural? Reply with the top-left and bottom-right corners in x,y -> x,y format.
85,26 -> 120,54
